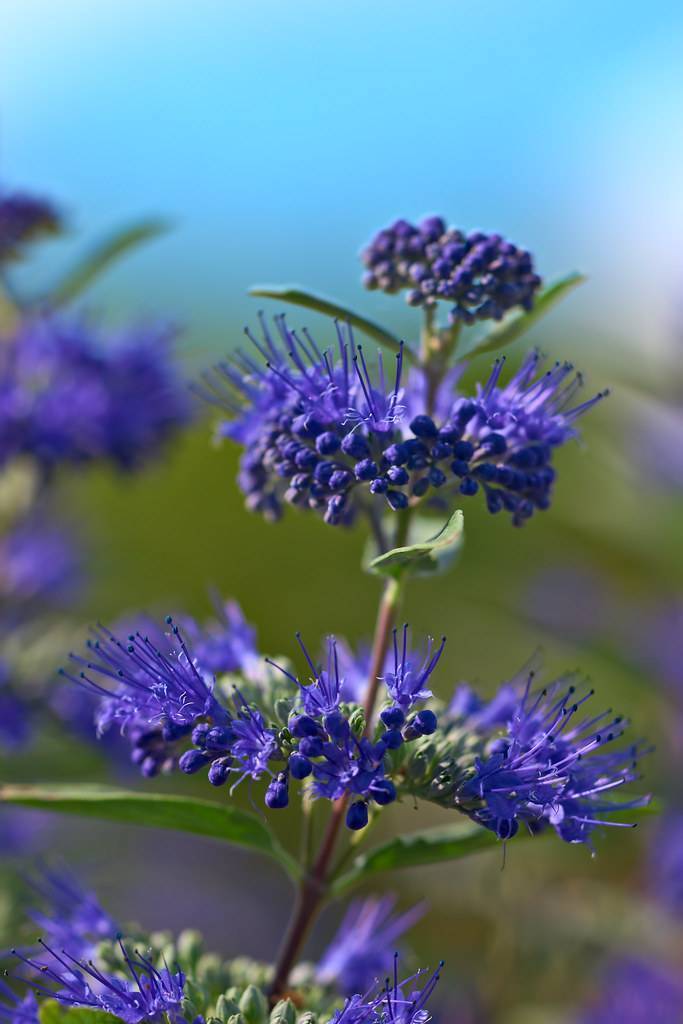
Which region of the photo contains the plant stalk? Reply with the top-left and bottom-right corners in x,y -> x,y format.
268,574 -> 403,1001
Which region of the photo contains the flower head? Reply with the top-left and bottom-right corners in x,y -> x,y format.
456,671 -> 650,846
330,956 -> 443,1024
318,896 -> 425,998
180,595 -> 258,676
26,868 -> 117,960
0,518 -> 80,613
14,940 -> 188,1024
60,617 -> 227,777
361,216 -> 541,324
0,314 -> 191,473
0,189 -> 60,263
199,314 -> 602,527
383,626 -> 445,713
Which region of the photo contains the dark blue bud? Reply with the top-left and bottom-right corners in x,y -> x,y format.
428,466 -> 446,487
387,466 -> 409,485
289,752 -> 313,780
497,817 -> 519,840
459,477 -> 479,496
316,431 -> 341,455
410,415 -> 438,439
292,414 -> 325,438
265,774 -> 289,809
381,706 -> 406,729
452,440 -> 474,460
355,458 -> 379,481
299,736 -> 324,758
386,490 -> 409,511
324,710 -> 349,741
208,756 -> 232,786
413,709 -> 438,735
370,477 -> 389,495
412,477 -> 430,497
486,490 -> 504,514
483,432 -> 507,454
329,469 -> 353,492
346,800 -> 369,831
383,728 -> 404,750
314,461 -> 336,484
341,433 -> 370,460
456,401 -> 477,425
369,778 -> 397,806
430,441 -> 453,461
205,726 -> 233,751
295,448 -> 318,470
179,749 -> 210,775
290,714 -> 321,738
450,459 -> 470,477
373,739 -> 388,760
474,463 -> 496,481
140,756 -> 161,778
383,443 -> 409,466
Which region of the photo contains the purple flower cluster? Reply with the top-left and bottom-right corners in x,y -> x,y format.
361,216 -> 541,324
265,631 -> 442,829
456,671 -> 650,846
0,189 -> 60,263
25,867 -> 118,960
331,956 -> 443,1024
199,315 -> 603,528
0,517 -> 80,613
0,314 -> 192,473
13,940 -> 189,1024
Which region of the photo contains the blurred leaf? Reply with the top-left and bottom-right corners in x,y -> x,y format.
46,219 -> 170,307
331,820 -> 503,893
39,1002 -> 122,1024
459,272 -> 586,362
367,509 -> 464,580
332,800 -> 659,895
249,284 -> 416,363
0,784 -> 300,881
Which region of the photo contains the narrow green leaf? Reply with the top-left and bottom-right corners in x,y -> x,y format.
46,219 -> 170,307
249,284 -> 416,363
368,509 -> 464,580
39,1001 -> 122,1024
459,272 -> 587,362
0,784 -> 300,881
331,800 -> 659,895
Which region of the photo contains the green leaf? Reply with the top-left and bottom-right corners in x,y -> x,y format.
39,1001 -> 123,1024
249,284 -> 416,363
46,219 -> 170,307
367,509 -> 464,580
459,272 -> 587,362
0,784 -> 300,881
331,800 -> 659,895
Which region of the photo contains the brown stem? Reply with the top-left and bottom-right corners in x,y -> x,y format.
268,575 -> 403,1001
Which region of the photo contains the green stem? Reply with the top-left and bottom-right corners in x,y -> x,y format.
268,574 -> 405,1001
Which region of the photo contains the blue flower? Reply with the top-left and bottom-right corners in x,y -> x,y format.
268,634 -> 345,717
0,661 -> 31,752
317,896 -> 425,997
25,869 -> 118,960
13,940 -> 188,1024
0,517 -> 80,614
180,596 -> 258,677
382,626 -> 445,713
361,216 -> 541,324
0,188 -> 60,263
198,315 -> 602,527
60,617 -> 228,777
456,673 -> 650,846
0,980 -> 38,1024
0,314 -> 191,473
329,956 -> 444,1024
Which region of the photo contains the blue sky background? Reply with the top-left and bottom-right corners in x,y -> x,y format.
3,1 -> 683,358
